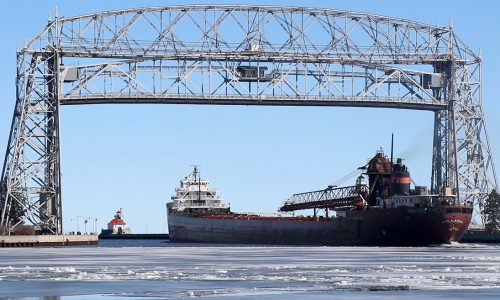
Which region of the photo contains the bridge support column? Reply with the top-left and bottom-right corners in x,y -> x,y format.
432,60 -> 458,198
0,49 -> 62,234
432,55 -> 498,222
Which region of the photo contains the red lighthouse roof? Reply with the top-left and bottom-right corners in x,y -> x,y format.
108,208 -> 126,225
108,218 -> 126,225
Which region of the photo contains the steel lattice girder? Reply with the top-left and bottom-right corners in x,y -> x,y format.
280,185 -> 369,211
0,50 -> 62,234
0,5 -> 497,233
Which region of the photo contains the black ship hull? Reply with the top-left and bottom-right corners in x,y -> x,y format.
168,206 -> 472,246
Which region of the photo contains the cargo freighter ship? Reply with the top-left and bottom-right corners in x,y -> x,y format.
167,151 -> 472,246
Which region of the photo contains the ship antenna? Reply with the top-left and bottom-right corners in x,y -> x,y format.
190,165 -> 202,202
390,133 -> 394,165
191,165 -> 199,179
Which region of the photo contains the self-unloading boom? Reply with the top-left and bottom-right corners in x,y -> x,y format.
279,182 -> 369,212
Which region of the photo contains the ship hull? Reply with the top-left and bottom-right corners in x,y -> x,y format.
168,206 -> 472,246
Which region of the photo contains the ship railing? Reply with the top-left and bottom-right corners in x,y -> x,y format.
175,189 -> 220,195
173,198 -> 223,203
409,195 -> 458,206
172,197 -> 223,202
425,195 -> 460,206
380,194 -> 461,209
172,201 -> 229,210
237,212 -> 295,217
173,205 -> 229,211
172,201 -> 228,207
178,199 -> 225,204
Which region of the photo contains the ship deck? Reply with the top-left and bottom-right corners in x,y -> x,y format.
192,214 -> 332,222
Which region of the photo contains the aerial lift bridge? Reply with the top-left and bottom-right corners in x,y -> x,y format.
0,5 -> 497,234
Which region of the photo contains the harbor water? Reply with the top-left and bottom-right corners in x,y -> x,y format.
0,241 -> 499,299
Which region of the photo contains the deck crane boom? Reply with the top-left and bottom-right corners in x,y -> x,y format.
279,179 -> 369,212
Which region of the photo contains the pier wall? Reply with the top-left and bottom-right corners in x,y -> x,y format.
461,230 -> 500,244
98,233 -> 169,240
0,235 -> 98,247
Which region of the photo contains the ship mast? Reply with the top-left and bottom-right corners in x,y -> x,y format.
390,133 -> 394,165
198,167 -> 201,202
192,165 -> 201,203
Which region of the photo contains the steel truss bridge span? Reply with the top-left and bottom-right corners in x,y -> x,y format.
0,5 -> 497,234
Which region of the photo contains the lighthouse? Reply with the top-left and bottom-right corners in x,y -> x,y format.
105,208 -> 131,235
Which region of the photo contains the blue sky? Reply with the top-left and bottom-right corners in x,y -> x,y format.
0,0 -> 499,233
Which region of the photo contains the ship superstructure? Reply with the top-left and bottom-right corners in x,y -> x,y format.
168,167 -> 229,215
167,152 -> 472,246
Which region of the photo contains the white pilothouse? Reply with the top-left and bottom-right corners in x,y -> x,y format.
168,166 -> 229,214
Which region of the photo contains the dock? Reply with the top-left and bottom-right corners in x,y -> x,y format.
461,230 -> 500,244
0,235 -> 98,247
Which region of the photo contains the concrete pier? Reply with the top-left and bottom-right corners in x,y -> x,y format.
99,233 -> 169,240
0,235 -> 98,247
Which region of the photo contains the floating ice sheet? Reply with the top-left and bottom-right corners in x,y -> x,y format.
0,244 -> 499,298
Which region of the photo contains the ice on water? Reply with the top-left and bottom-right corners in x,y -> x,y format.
0,243 -> 500,298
